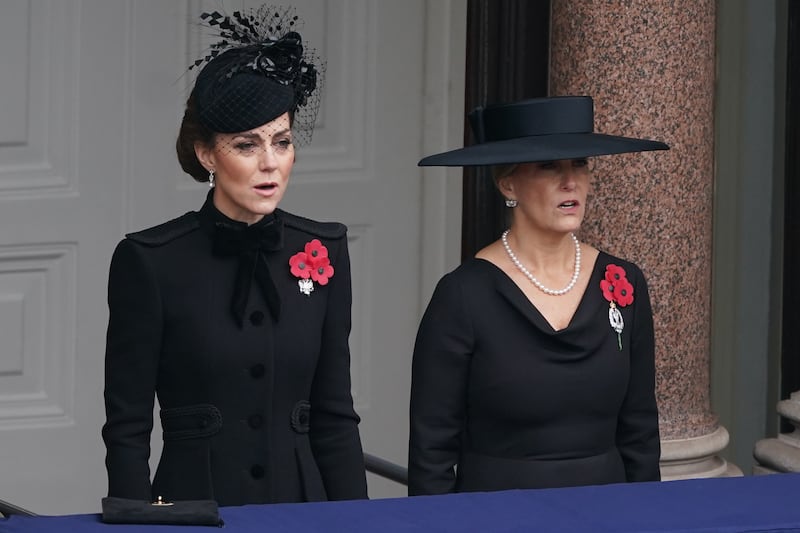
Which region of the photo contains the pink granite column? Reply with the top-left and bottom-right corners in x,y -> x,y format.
550,0 -> 740,478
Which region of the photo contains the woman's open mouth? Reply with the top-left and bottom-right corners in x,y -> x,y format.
254,183 -> 278,196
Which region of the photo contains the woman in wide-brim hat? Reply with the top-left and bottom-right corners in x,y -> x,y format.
408,96 -> 666,495
101,5 -> 367,508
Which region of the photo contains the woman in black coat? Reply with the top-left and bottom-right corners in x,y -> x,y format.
101,6 -> 367,506
409,96 -> 668,495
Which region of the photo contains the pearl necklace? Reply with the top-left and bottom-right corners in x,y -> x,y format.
501,229 -> 581,296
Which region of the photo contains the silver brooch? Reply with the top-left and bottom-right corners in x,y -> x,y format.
608,302 -> 624,351
298,278 -> 314,296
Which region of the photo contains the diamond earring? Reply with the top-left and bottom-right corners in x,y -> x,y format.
208,169 -> 215,188
505,198 -> 518,208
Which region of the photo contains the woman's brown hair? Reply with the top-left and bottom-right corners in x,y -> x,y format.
175,92 -> 216,183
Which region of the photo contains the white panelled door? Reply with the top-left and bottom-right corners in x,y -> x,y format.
0,0 -> 131,515
0,0 -> 465,513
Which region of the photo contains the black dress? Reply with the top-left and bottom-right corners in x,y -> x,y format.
102,193 -> 367,506
408,252 -> 660,495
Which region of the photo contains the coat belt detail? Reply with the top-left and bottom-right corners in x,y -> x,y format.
290,401 -> 311,434
160,404 -> 223,441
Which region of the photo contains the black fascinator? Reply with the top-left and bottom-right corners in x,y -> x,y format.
189,5 -> 324,144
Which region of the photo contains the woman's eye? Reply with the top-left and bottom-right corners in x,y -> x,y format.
573,158 -> 589,167
234,142 -> 258,152
273,139 -> 293,152
538,161 -> 556,170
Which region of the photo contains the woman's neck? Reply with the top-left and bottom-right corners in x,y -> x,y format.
505,225 -> 578,272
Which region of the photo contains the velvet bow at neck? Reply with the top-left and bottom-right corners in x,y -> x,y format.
200,195 -> 284,327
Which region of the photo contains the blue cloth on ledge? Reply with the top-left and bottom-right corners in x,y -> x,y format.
2,473 -> 800,532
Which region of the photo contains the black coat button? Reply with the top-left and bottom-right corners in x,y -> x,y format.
248,414 -> 264,429
249,311 -> 264,326
250,465 -> 265,479
250,364 -> 265,378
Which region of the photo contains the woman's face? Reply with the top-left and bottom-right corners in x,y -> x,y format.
499,158 -> 591,235
196,112 -> 294,225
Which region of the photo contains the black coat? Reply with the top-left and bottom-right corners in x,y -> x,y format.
408,253 -> 660,495
102,195 -> 367,506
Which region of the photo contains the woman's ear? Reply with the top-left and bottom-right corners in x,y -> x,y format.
497,174 -> 515,199
194,141 -> 214,172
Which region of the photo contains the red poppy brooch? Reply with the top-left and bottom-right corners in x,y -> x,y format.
600,264 -> 634,350
289,239 -> 334,296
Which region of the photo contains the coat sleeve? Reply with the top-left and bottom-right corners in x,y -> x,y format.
616,264 -> 661,481
101,239 -> 163,499
308,236 -> 368,500
408,272 -> 473,496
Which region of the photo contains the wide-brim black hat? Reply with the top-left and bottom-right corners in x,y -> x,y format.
418,96 -> 669,166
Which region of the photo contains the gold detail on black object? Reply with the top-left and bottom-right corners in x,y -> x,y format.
151,496 -> 174,506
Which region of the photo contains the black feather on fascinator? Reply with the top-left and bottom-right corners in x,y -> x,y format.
189,5 -> 324,144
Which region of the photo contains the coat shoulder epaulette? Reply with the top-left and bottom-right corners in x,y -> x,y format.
278,209 -> 347,240
125,212 -> 200,247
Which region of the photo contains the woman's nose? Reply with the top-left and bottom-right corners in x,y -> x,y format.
259,145 -> 278,170
560,164 -> 578,189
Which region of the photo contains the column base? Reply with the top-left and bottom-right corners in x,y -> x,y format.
753,464 -> 782,475
660,425 -> 742,480
753,391 -> 800,474
753,438 -> 800,473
